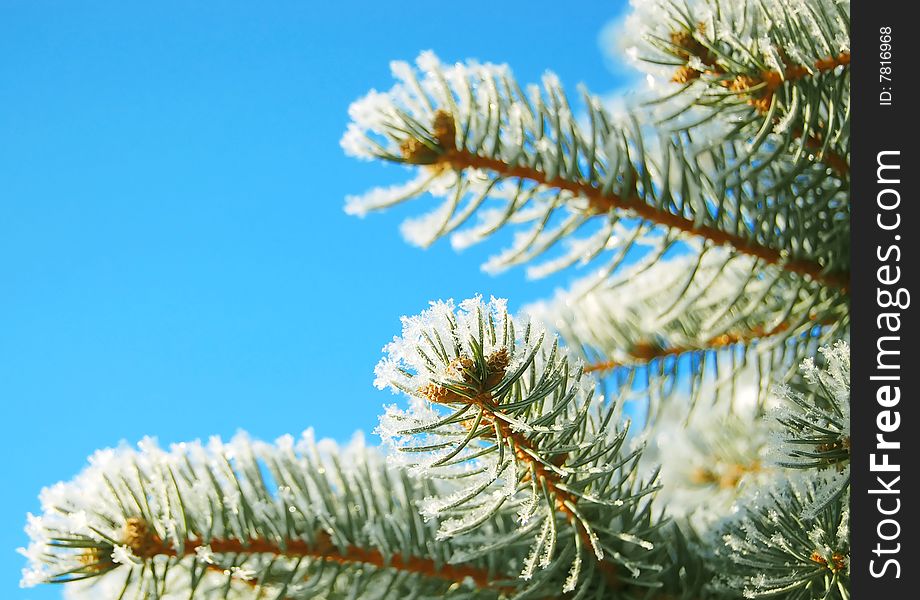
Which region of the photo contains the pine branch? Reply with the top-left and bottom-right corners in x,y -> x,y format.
710,478 -> 850,599
670,36 -> 849,114
699,339 -> 851,599
639,0 -> 850,180
450,394 -> 622,590
768,340 -> 850,516
19,433 -> 514,599
582,318 -> 809,375
670,45 -> 850,177
436,143 -> 846,290
526,249 -> 848,414
118,522 -> 502,590
342,51 -> 849,292
374,296 -> 665,595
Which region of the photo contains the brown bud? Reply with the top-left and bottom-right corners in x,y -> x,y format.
481,349 -> 509,389
124,517 -> 161,559
728,75 -> 774,112
400,137 -> 440,165
672,65 -> 701,84
762,70 -> 785,90
669,30 -> 699,60
749,95 -> 773,112
400,110 -> 457,164
811,551 -> 847,572
729,74 -> 759,93
77,546 -> 112,571
423,382 -> 450,404
432,110 -> 457,150
486,348 -> 509,372
669,29 -> 715,66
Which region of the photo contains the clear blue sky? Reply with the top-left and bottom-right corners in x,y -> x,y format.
1,1 -> 631,596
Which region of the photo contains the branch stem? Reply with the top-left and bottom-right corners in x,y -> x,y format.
131,529 -> 503,591
469,392 -> 621,588
440,149 -> 849,291
583,318 -> 828,374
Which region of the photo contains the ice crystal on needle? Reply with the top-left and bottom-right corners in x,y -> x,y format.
373,296 -> 520,396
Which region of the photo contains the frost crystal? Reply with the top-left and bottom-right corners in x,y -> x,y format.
373,295 -> 521,396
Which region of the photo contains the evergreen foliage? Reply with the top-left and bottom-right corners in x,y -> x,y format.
21,0 -> 851,598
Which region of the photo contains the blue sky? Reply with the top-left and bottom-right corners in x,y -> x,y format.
0,1 -> 632,596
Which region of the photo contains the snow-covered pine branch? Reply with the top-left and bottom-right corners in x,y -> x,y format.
341,44 -> 848,292
625,0 -> 850,178
708,341 -> 851,598
373,296 -> 664,594
526,247 -> 847,414
711,475 -> 850,599
19,432 -> 514,600
769,340 -> 850,516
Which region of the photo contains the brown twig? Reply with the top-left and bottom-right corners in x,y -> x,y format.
401,97 -> 849,292
122,518 -> 505,592
438,148 -> 848,291
671,33 -> 850,176
583,319 -> 812,375
425,351 -> 621,589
